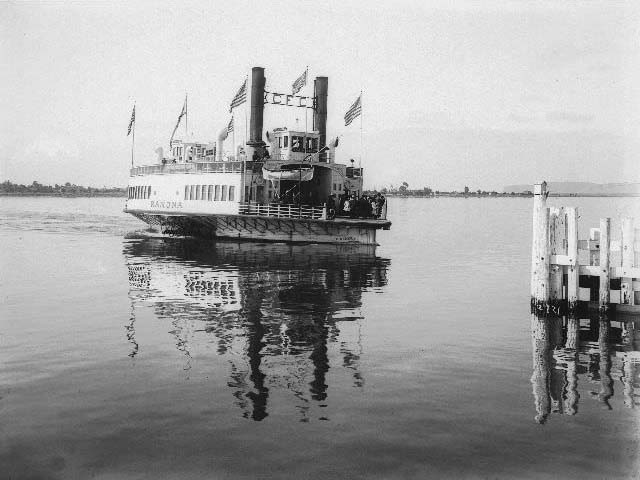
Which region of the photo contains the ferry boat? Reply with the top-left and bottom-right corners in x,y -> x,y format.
125,67 -> 391,245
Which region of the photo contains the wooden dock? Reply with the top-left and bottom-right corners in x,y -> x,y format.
531,182 -> 639,315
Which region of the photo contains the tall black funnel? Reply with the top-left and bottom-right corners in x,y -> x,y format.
248,67 -> 266,146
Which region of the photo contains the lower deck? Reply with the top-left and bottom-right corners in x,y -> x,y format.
127,209 -> 391,245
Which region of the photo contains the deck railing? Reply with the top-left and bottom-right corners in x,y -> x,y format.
130,161 -> 245,176
239,202 -> 327,220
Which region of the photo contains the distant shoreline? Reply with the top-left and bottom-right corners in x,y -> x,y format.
0,192 -> 126,198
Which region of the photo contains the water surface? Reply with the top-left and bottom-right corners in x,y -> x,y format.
1,196 -> 638,479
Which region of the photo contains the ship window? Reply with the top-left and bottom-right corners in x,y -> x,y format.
291,136 -> 303,152
338,183 -> 342,191
215,185 -> 221,201
196,185 -> 202,200
184,185 -> 189,200
278,137 -> 282,148
207,185 -> 213,201
222,185 -> 228,201
190,185 -> 196,200
333,183 -> 336,191
283,135 -> 289,148
229,186 -> 235,201
135,186 -> 139,198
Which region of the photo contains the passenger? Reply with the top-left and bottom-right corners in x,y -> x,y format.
327,194 -> 336,219
360,195 -> 372,218
376,193 -> 386,219
370,196 -> 378,218
343,196 -> 352,217
337,193 -> 347,216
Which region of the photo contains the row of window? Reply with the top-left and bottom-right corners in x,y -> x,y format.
333,182 -> 343,192
185,184 -> 236,202
277,135 -> 319,153
129,185 -> 151,199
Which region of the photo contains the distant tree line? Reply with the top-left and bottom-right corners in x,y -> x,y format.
366,182 -> 532,198
0,180 -> 126,197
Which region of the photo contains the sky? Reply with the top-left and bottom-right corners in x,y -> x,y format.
1,0 -> 639,190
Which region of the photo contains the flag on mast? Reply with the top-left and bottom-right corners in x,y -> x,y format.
229,78 -> 247,112
291,68 -> 307,95
344,95 -> 362,126
227,117 -> 234,133
127,105 -> 136,136
169,95 -> 187,144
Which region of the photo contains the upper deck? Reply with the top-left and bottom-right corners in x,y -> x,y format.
130,161 -> 245,177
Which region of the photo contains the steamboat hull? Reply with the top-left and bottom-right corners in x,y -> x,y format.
128,211 -> 390,245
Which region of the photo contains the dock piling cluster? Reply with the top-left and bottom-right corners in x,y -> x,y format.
530,182 -> 639,315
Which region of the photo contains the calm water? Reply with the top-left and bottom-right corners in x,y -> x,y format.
1,196 -> 638,479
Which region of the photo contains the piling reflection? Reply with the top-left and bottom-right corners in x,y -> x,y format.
124,238 -> 389,421
531,313 -> 639,423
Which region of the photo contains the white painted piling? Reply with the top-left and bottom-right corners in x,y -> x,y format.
549,207 -> 565,314
566,207 -> 579,313
599,218 -> 611,312
530,182 -> 550,313
621,217 -> 635,305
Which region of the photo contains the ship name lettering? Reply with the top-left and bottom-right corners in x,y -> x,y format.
150,200 -> 183,209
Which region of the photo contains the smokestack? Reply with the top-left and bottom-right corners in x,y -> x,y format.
313,77 -> 328,153
248,67 -> 266,147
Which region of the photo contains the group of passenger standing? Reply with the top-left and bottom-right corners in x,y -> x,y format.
327,192 -> 386,219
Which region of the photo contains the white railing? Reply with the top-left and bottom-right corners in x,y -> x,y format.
130,161 -> 245,176
239,202 -> 327,220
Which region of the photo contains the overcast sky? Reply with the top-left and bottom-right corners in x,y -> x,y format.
2,0 -> 638,190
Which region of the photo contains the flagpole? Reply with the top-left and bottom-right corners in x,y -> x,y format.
131,103 -> 136,168
359,90 -> 363,170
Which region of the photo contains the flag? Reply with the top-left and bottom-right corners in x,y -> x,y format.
169,95 -> 188,144
292,68 -> 307,95
229,78 -> 247,112
344,95 -> 362,126
227,117 -> 234,133
127,105 -> 136,136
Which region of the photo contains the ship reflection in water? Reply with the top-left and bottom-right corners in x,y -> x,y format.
531,314 -> 639,424
124,238 -> 389,421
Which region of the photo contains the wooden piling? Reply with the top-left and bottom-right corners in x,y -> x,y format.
621,217 -> 635,305
549,207 -> 566,314
531,182 -> 550,313
566,207 -> 579,313
599,218 -> 611,312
